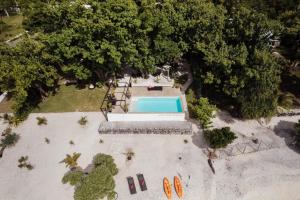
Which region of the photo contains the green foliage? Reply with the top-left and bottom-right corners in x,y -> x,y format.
2,0 -> 297,120
74,166 -> 116,200
36,116 -> 47,125
78,116 -> 88,126
187,90 -> 216,129
278,92 -> 295,109
1,132 -> 20,148
18,155 -> 34,170
204,127 -> 237,148
238,49 -> 281,118
93,153 -> 118,176
62,153 -> 118,200
295,120 -> 300,147
62,171 -> 84,186
0,39 -> 58,120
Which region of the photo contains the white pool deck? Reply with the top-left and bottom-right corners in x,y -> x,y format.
108,87 -> 188,122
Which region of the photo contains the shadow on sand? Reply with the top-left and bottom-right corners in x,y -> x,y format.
274,120 -> 300,153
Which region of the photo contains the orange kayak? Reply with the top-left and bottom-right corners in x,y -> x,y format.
174,176 -> 183,198
163,177 -> 172,199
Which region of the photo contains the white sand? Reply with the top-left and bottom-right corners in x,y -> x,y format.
0,112 -> 299,200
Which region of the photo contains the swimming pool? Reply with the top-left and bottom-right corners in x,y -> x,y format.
129,97 -> 183,113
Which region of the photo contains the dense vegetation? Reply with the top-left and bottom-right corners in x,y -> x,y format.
204,127 -> 237,148
62,153 -> 118,200
295,120 -> 300,147
0,0 -> 299,120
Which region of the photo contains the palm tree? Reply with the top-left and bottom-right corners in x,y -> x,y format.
0,132 -> 20,158
278,92 -> 295,110
60,152 -> 81,170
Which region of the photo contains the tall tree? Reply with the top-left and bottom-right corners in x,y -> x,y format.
0,38 -> 58,118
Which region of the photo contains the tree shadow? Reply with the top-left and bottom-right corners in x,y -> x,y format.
273,120 -> 300,153
216,111 -> 235,124
191,129 -> 209,149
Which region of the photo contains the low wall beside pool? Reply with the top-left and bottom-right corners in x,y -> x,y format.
107,112 -> 185,121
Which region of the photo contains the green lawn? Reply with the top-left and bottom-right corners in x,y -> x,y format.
0,15 -> 24,42
0,98 -> 13,113
33,85 -> 107,113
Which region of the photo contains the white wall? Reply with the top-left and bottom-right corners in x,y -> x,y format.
107,113 -> 185,121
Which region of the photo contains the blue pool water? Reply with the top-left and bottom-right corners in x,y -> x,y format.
130,97 -> 183,113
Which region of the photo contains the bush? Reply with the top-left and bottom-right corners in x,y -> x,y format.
187,90 -> 216,129
295,120 -> 300,147
36,117 -> 47,125
93,154 -> 118,176
74,166 -> 116,200
78,116 -> 88,126
63,153 -> 118,200
204,127 -> 237,148
62,171 -> 84,186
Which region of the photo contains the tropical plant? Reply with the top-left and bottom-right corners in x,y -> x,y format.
204,127 -> 237,148
1,127 -> 12,136
124,149 -> 135,161
278,92 -> 295,110
36,116 -> 47,125
78,116 -> 88,126
187,90 -> 216,129
74,166 -> 116,200
295,120 -> 300,147
63,153 -> 118,200
18,155 -> 34,170
0,132 -> 20,158
45,137 -> 50,144
60,152 -> 81,170
62,171 -> 84,186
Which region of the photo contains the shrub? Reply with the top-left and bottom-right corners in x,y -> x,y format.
278,92 -> 295,110
18,156 -> 34,170
204,127 -> 237,149
74,166 -> 116,200
78,116 -> 88,126
62,171 -> 84,186
1,132 -> 20,148
63,153 -> 118,200
45,137 -> 50,144
187,90 -> 216,129
93,154 -> 118,176
36,117 -> 47,125
295,120 -> 300,147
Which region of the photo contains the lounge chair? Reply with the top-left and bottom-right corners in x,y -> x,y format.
147,86 -> 163,91
127,176 -> 137,194
137,173 -> 147,191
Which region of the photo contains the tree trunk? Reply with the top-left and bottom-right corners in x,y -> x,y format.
0,146 -> 6,158
34,84 -> 48,98
4,9 -> 9,17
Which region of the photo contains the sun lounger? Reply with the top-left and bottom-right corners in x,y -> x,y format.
147,86 -> 163,91
127,176 -> 137,194
137,173 -> 147,191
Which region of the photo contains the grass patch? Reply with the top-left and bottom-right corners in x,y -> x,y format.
33,85 -> 107,113
0,98 -> 13,113
0,15 -> 24,42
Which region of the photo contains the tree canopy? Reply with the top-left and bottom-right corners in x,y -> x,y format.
1,0 -> 299,119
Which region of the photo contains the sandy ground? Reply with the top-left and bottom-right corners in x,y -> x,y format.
0,112 -> 299,200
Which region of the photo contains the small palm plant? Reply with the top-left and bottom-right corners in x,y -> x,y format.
60,152 -> 81,170
78,116 -> 88,126
36,117 -> 47,125
0,132 -> 20,158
